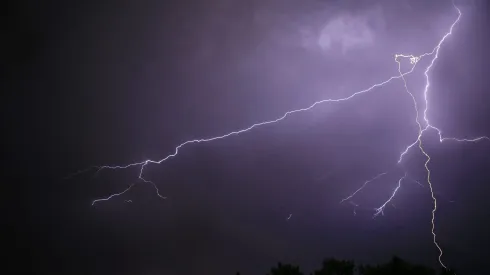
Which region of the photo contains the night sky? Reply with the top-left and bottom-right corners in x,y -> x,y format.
5,0 -> 490,274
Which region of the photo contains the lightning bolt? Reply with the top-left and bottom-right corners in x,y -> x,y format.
373,174 -> 407,218
352,4 -> 485,268
91,184 -> 135,206
71,2 -> 489,271
395,5 -> 486,269
339,172 -> 387,204
88,68 -> 418,208
346,4 -> 486,268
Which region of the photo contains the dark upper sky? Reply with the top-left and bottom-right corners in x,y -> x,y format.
5,0 -> 490,274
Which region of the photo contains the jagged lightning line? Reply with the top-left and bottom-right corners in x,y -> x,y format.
374,4 -> 486,269
94,71 -> 417,174
339,172 -> 387,204
344,4 -> 484,268
373,174 -> 407,218
91,179 -> 166,204
394,5 -> 486,269
73,2 -> 489,271
86,21 -> 445,204
92,184 -> 135,206
88,65 -> 421,205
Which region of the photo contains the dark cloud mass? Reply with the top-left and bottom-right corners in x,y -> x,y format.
5,0 -> 490,274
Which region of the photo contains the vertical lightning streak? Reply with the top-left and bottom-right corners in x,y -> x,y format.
395,54 -> 422,136
349,4 -> 485,269
394,25 -> 449,267
411,5 -> 459,269
393,5 -> 462,268
418,137 -> 446,268
396,5 -> 486,268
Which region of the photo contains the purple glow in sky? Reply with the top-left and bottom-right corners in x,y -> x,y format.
12,0 -> 485,274
66,1 -> 490,271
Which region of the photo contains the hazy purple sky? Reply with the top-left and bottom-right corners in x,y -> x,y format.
6,0 -> 490,274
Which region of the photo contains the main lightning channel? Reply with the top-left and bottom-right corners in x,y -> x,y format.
346,4 -> 485,268
89,62 -> 423,207
85,11 -> 461,204
92,68 -> 421,184
393,5 -> 487,269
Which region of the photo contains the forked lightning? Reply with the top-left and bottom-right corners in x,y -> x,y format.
72,2 -> 488,270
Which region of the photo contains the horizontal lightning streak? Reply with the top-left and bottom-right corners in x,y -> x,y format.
96,72 -> 418,176
87,62 -> 426,206
81,26 -> 459,206
89,68 -> 425,206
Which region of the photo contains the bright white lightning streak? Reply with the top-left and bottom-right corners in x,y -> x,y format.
398,5 -> 488,164
392,5 -> 487,269
95,70 -> 416,175
76,2 -> 489,271
373,174 -> 406,218
339,172 -> 387,204
90,65 -> 421,204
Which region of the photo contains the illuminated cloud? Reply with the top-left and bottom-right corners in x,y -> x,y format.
317,13 -> 375,54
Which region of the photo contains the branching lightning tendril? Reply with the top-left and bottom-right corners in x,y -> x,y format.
373,173 -> 407,218
91,184 -> 135,206
339,172 -> 387,204
74,3 -> 488,270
